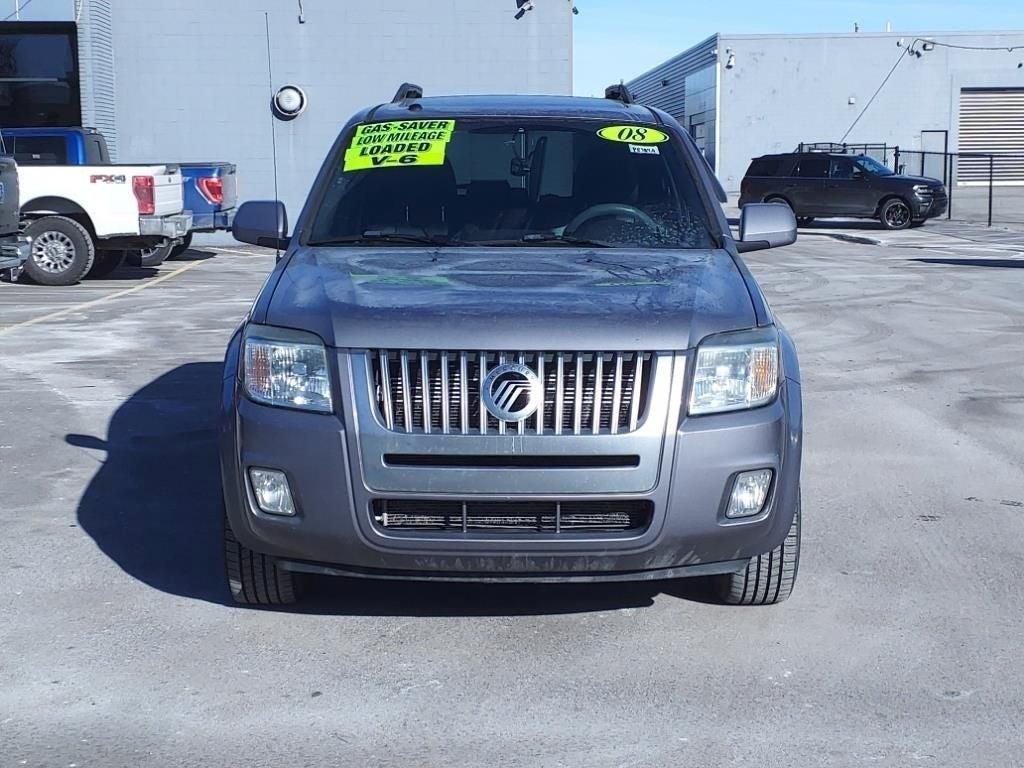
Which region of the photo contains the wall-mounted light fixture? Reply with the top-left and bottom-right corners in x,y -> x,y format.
725,49 -> 736,69
273,85 -> 307,121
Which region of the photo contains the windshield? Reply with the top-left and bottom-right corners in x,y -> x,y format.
308,119 -> 716,249
855,155 -> 894,176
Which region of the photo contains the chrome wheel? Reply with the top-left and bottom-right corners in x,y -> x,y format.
32,230 -> 77,273
883,201 -> 911,229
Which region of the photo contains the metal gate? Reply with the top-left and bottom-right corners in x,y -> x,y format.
958,89 -> 1024,183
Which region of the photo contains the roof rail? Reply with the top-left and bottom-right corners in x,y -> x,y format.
604,83 -> 634,105
391,82 -> 424,103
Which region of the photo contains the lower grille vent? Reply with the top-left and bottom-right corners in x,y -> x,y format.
373,499 -> 653,534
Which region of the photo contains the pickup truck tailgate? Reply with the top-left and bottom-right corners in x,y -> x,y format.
220,165 -> 238,210
151,169 -> 184,216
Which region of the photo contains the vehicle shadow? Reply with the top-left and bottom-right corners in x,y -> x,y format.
70,363 -> 710,615
726,216 -> 887,231
910,257 -> 1024,269
168,249 -> 217,262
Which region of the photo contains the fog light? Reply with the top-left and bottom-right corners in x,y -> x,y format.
248,468 -> 296,516
726,469 -> 773,518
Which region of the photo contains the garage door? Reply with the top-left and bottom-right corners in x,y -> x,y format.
958,88 -> 1024,183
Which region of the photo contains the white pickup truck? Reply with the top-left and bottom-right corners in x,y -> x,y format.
18,165 -> 192,285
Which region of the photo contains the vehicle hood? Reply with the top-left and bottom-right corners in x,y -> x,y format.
264,246 -> 757,350
887,174 -> 944,187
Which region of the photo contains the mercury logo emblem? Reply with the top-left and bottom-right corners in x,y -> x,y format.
481,362 -> 542,422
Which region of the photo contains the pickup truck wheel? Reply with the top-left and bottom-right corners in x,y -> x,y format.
224,512 -> 300,606
86,250 -> 126,279
170,233 -> 193,259
714,497 -> 801,606
23,216 -> 95,286
127,243 -> 174,268
880,198 -> 913,230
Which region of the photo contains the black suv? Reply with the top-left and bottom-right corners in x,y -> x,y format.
739,152 -> 948,230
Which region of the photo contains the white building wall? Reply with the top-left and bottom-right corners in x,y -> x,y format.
716,31 -> 1024,190
89,0 -> 573,218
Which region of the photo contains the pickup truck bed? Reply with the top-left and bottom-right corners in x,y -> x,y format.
16,163 -> 190,285
2,129 -> 238,256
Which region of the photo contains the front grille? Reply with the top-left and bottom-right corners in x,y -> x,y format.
372,499 -> 653,533
368,350 -> 654,435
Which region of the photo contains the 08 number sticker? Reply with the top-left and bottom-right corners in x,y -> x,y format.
597,125 -> 670,144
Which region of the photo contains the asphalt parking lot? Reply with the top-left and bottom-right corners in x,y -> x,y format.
2,231 -> 1023,766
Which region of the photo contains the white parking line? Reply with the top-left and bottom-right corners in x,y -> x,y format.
0,260 -> 206,335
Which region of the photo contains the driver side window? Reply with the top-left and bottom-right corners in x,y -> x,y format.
830,158 -> 857,180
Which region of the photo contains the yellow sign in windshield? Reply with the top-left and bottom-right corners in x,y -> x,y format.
344,120 -> 456,171
597,125 -> 670,144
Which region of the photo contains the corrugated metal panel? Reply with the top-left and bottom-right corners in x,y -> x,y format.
77,0 -> 118,160
958,88 -> 1024,182
627,35 -> 718,121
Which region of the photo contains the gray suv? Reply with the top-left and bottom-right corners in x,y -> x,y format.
224,86 -> 803,606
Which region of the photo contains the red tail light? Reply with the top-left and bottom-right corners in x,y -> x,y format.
197,176 -> 224,205
132,176 -> 155,215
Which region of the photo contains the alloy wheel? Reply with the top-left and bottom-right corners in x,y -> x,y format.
32,231 -> 77,273
885,202 -> 910,229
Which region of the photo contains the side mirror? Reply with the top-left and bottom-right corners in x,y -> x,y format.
232,200 -> 290,249
736,203 -> 797,253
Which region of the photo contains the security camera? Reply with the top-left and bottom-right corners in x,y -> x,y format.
514,0 -> 534,19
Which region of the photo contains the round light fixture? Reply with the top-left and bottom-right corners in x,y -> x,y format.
272,85 -> 307,121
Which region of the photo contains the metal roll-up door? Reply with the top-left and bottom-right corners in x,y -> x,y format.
958,88 -> 1024,183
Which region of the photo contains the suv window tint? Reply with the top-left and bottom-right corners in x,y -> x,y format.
746,156 -> 781,177
795,156 -> 829,178
9,135 -> 67,165
830,157 -> 858,179
310,120 -> 715,250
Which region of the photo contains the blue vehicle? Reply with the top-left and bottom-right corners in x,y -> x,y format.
1,127 -> 237,261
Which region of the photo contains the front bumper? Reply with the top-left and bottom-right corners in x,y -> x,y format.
139,213 -> 193,239
914,190 -> 948,219
221,342 -> 803,581
0,235 -> 30,271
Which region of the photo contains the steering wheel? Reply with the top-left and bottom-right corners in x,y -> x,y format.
564,203 -> 660,236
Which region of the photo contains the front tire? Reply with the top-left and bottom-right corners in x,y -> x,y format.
880,198 -> 913,230
715,498 -> 801,605
224,512 -> 300,605
23,216 -> 95,286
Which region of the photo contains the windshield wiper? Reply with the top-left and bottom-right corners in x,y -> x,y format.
521,233 -> 613,248
308,230 -> 453,247
461,233 -> 613,248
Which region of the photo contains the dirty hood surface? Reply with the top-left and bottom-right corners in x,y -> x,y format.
265,247 -> 758,350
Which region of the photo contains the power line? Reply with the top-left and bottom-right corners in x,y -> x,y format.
840,36 -> 1024,142
840,46 -> 911,142
3,0 -> 35,21
920,39 -> 1024,53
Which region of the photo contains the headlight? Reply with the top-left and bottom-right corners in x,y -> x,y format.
688,329 -> 779,415
243,328 -> 333,413
913,184 -> 932,195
